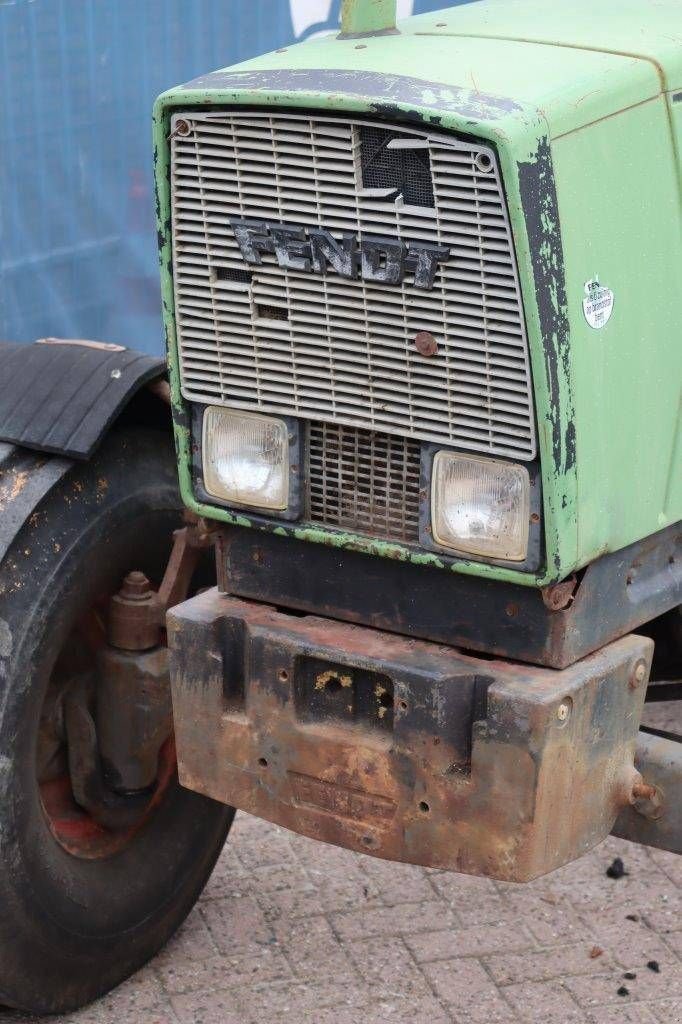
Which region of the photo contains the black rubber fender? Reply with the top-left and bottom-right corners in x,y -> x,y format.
0,340 -> 169,566
0,339 -> 166,460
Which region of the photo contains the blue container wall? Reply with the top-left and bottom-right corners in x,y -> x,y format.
0,0 -> 469,354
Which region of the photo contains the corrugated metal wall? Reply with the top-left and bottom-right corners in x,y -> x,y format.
0,0 -> 470,353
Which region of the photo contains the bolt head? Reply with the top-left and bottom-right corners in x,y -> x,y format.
119,570 -> 153,601
630,660 -> 648,688
557,702 -> 570,722
414,331 -> 438,357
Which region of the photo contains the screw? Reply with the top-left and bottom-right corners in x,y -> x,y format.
174,118 -> 191,137
557,702 -> 570,722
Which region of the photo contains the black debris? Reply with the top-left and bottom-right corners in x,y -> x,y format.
606,857 -> 628,879
617,986 -> 630,997
626,913 -> 639,922
647,960 -> 661,973
623,971 -> 637,980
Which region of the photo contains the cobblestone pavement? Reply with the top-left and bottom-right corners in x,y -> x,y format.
5,703 -> 681,1024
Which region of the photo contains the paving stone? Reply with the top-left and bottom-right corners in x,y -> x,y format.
650,997 -> 682,1023
171,988 -> 250,1024
358,857 -> 442,907
407,921 -> 535,963
587,1004 -> 659,1023
331,900 -> 457,941
345,934 -> 434,1000
421,957 -> 519,1022
503,979 -> 588,1023
156,947 -> 292,995
484,943 -> 615,986
200,893 -> 275,956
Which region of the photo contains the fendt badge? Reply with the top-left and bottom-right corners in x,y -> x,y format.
229,217 -> 451,291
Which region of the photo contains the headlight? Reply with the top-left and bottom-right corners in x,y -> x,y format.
202,407 -> 289,510
431,452 -> 530,561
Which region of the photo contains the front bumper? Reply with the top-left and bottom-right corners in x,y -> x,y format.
167,589 -> 652,882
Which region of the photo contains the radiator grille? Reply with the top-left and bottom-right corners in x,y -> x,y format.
308,423 -> 421,543
171,110 -> 536,461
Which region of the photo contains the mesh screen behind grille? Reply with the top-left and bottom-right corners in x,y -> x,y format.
359,125 -> 435,207
308,423 -> 421,543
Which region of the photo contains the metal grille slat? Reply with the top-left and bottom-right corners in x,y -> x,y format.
171,112 -> 536,460
307,423 -> 421,543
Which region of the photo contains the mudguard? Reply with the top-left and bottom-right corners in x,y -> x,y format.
0,340 -> 165,460
0,340 -> 167,564
0,443 -> 72,565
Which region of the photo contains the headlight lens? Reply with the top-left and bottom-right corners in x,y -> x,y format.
431,452 -> 530,561
202,407 -> 289,510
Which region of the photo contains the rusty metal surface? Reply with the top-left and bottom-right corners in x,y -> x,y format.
168,589 -> 653,882
108,570 -> 163,651
96,645 -> 173,793
217,522 -> 680,669
612,730 -> 682,854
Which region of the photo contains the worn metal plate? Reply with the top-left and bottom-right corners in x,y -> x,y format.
0,341 -> 165,459
218,523 -> 681,669
168,589 -> 652,881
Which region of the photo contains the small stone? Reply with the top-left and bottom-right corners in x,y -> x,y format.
647,960 -> 661,973
606,857 -> 628,879
617,986 -> 630,997
626,913 -> 639,922
623,971 -> 636,980
589,946 -> 604,959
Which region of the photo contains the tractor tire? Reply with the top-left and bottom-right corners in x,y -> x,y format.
0,426 -> 234,1014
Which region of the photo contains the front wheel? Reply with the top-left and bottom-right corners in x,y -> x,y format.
0,427 -> 234,1014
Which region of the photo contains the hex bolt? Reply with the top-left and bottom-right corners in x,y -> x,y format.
119,570 -> 153,601
630,660 -> 648,689
108,571 -> 162,651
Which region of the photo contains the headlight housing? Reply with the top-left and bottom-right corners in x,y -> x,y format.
431,452 -> 530,561
202,407 -> 290,510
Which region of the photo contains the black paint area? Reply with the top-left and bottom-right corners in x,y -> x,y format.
517,136 -> 573,477
180,68 -> 522,124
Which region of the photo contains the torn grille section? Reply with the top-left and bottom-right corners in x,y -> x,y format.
307,422 -> 421,543
170,110 -> 536,461
359,124 -> 435,207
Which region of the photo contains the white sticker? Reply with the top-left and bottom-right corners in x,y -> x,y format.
582,276 -> 614,330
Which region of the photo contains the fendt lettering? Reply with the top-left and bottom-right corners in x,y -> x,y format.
229,216 -> 452,289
